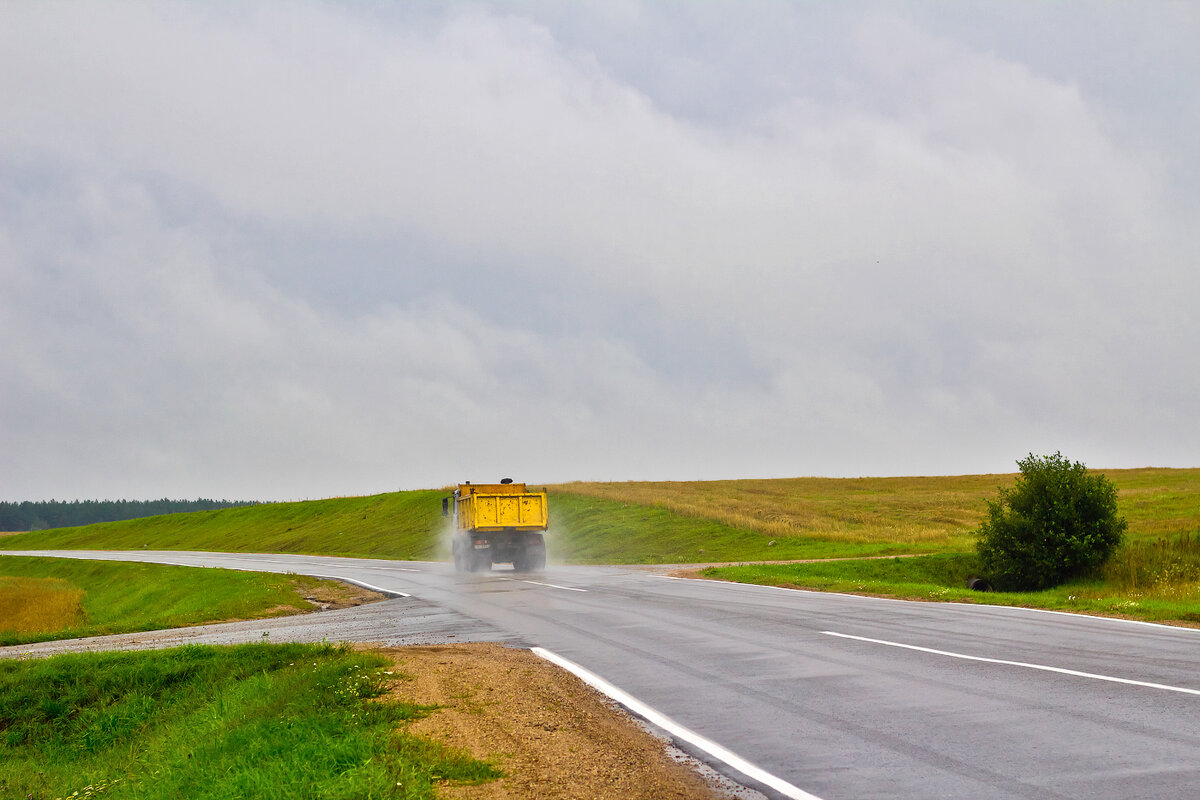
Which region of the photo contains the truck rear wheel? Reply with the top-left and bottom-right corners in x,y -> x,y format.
513,542 -> 545,572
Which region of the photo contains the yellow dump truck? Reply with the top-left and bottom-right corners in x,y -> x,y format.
443,479 -> 548,572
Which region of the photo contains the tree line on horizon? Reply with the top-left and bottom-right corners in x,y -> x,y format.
0,499 -> 259,532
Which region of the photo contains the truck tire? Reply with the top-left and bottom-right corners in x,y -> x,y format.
528,549 -> 546,571
513,543 -> 545,573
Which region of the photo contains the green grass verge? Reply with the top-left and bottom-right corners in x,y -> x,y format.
704,550 -> 1200,625
0,642 -> 498,799
0,491 -> 447,560
0,556 -> 341,647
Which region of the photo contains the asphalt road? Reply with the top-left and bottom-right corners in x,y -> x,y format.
4,550 -> 1199,800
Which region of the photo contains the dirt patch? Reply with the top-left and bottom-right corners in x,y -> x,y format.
293,576 -> 388,610
201,578 -> 388,626
375,643 -> 735,800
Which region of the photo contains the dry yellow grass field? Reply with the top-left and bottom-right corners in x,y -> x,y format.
0,576 -> 85,634
555,473 -> 1007,546
555,468 -> 1198,548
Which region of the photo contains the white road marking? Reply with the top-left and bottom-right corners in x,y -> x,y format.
823,631 -> 1200,696
521,579 -> 587,592
497,577 -> 587,592
533,647 -> 825,800
298,573 -> 410,598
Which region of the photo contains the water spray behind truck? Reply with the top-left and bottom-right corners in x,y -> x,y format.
443,479 -> 548,572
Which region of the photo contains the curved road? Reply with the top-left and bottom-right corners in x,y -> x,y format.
4,550 -> 1199,800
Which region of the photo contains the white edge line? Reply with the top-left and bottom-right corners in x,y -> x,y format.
304,573 -> 410,598
532,647 -> 824,800
822,631 -> 1200,697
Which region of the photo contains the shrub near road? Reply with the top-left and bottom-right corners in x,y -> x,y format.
976,453 -> 1127,591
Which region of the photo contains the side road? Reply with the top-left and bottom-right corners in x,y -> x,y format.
0,594 -> 520,658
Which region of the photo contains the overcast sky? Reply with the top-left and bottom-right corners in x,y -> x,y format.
2,1 -> 1197,501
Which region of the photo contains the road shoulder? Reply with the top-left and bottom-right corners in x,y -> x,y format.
377,642 -> 739,800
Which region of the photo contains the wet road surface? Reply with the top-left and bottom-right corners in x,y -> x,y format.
3,550 -> 1198,800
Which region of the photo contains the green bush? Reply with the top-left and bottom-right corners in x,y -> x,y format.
976,452 -> 1126,590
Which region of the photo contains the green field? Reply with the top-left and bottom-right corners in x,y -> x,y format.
0,556 -> 357,646
1,468 -> 1197,624
0,642 -> 496,799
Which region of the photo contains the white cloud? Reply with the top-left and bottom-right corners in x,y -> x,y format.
1,1 -> 1196,499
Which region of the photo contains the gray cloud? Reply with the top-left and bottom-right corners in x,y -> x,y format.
1,1 -> 1196,500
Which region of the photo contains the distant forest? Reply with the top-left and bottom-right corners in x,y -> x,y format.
0,499 -> 258,532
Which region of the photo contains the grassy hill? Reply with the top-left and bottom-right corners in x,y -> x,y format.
2,468 -> 1196,624
556,468 -> 1200,550
0,487 -> 929,564
2,469 -> 1195,564
0,491 -> 447,560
